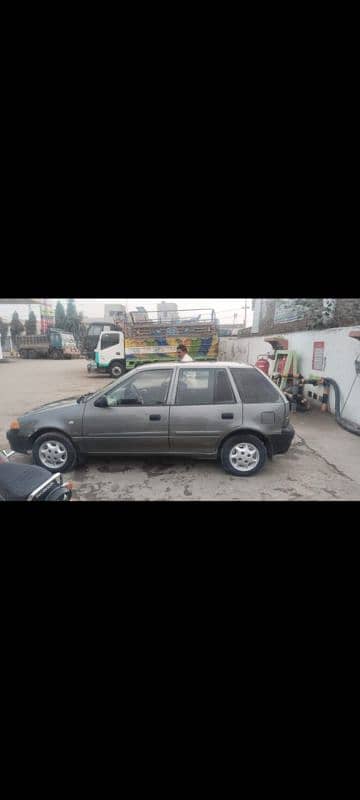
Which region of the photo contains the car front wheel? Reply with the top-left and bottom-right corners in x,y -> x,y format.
221,434 -> 267,477
33,433 -> 78,473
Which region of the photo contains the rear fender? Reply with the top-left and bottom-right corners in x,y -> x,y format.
218,428 -> 273,459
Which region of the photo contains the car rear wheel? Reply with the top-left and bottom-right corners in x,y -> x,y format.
33,433 -> 78,473
221,434 -> 267,477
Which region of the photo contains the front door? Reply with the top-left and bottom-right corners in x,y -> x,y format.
82,369 -> 173,454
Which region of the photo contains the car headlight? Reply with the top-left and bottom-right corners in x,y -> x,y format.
10,420 -> 20,430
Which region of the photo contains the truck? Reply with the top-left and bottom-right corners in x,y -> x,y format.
17,329 -> 81,359
81,319 -> 118,360
87,309 -> 219,378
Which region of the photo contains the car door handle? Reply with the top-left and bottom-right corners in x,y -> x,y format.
222,413 -> 234,419
149,415 -> 161,421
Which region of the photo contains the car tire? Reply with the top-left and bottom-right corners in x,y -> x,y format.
220,434 -> 267,477
110,361 -> 124,379
32,432 -> 78,473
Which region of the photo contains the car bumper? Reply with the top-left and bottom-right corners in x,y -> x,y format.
7,429 -> 33,454
268,424 -> 295,455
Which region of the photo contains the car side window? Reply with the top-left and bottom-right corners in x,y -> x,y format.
230,368 -> 282,403
105,370 -> 172,407
175,369 -> 215,405
214,369 -> 235,404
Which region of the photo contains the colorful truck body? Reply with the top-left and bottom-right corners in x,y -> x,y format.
88,309 -> 219,378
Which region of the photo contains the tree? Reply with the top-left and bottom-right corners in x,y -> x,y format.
0,318 -> 8,347
55,301 -> 66,330
25,310 -> 37,335
65,299 -> 78,334
10,311 -> 24,338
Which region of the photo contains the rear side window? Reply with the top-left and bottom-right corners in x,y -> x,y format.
231,368 -> 282,403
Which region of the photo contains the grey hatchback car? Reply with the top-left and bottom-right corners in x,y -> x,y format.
7,362 -> 295,477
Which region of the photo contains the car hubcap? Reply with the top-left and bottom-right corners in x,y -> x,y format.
229,443 -> 260,472
39,440 -> 68,468
112,366 -> 122,377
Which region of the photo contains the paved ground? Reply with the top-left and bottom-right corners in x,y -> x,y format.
1,359 -> 359,501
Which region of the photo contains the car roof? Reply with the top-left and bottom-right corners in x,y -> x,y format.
135,361 -> 253,370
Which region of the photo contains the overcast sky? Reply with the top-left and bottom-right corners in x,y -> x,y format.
63,298 -> 254,326
0,299 -> 254,326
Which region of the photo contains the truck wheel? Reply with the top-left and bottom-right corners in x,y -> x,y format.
220,434 -> 267,477
110,361 -> 125,378
33,432 -> 78,473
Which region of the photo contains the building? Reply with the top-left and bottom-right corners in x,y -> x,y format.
157,302 -> 179,323
218,324 -> 245,337
131,307 -> 149,323
252,299 -> 360,335
104,304 -> 127,323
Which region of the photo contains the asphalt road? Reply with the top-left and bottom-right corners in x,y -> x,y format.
1,359 -> 359,501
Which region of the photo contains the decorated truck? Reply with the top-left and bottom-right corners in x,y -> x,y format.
87,309 -> 219,378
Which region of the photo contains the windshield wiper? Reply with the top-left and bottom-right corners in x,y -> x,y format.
77,392 -> 94,404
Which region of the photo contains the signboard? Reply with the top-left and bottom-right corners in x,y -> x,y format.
312,341 -> 325,371
40,300 -> 54,334
274,300 -> 305,324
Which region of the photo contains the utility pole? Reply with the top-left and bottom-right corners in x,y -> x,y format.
240,299 -> 251,329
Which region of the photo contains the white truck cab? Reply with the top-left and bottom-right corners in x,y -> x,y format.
90,329 -> 126,378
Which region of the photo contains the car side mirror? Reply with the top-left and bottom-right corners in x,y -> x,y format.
94,395 -> 109,408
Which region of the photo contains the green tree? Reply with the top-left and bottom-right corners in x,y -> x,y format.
25,310 -> 37,335
0,318 -> 9,347
55,301 -> 66,330
65,299 -> 78,334
10,311 -> 24,338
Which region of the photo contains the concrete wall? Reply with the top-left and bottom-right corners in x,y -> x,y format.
252,299 -> 360,336
219,326 -> 360,426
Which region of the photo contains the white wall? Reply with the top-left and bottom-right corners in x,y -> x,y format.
219,326 -> 360,426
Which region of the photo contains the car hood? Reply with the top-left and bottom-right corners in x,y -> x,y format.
22,397 -> 80,416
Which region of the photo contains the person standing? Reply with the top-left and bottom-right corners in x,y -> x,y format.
177,344 -> 193,362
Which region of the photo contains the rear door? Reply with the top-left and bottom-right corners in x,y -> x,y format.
230,367 -> 286,434
169,367 -> 242,454
82,369 -> 173,454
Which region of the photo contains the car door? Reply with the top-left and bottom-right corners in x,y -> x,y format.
169,367 -> 243,454
229,367 -> 286,435
82,369 -> 173,454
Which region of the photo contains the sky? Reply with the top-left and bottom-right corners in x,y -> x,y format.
58,298 -> 254,326
0,299 -> 254,326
